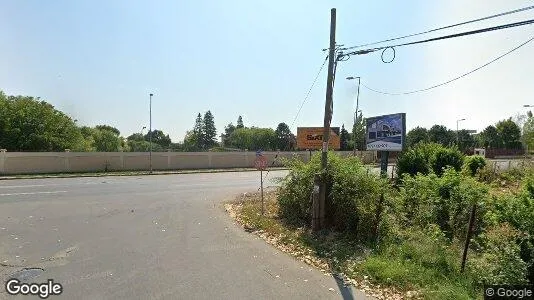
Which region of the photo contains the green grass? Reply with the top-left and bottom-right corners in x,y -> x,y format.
232,191 -> 482,299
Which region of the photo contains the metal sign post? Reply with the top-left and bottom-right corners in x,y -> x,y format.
254,151 -> 268,216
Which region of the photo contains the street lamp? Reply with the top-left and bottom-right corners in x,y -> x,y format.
457,118 -> 466,144
347,76 -> 361,154
523,105 -> 533,108
149,93 -> 153,173
141,126 -> 147,135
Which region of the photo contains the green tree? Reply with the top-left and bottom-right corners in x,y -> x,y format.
144,129 -> 171,148
479,125 -> 502,148
202,110 -> 217,149
236,115 -> 244,129
352,112 -> 365,150
193,113 -> 205,150
0,92 -> 85,151
496,118 -> 522,149
406,126 -> 429,148
522,112 -> 534,152
127,133 -> 145,142
457,129 -> 475,152
428,125 -> 455,147
95,125 -> 120,136
222,123 -> 236,146
275,122 -> 293,151
93,128 -> 121,152
340,124 -> 350,150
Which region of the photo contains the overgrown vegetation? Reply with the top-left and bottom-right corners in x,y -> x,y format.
230,146 -> 534,299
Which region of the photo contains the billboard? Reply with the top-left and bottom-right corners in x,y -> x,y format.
297,127 -> 340,150
365,113 -> 406,151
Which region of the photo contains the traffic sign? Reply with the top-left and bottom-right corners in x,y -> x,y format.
254,155 -> 268,170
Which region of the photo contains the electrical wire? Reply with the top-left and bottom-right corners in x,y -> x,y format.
258,55 -> 328,190
340,18 -> 534,58
361,36 -> 534,95
291,55 -> 329,127
341,5 -> 534,50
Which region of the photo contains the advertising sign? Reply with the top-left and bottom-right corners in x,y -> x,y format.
365,113 -> 406,151
296,127 -> 340,150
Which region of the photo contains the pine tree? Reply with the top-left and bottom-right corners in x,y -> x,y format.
193,113 -> 204,150
236,116 -> 244,129
203,110 -> 217,149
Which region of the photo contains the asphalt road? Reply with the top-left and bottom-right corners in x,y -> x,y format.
0,171 -> 371,300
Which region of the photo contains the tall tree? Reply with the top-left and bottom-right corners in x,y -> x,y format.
496,118 -> 522,149
522,112 -> 534,152
92,127 -> 122,152
236,115 -> 244,129
457,129 -> 475,152
222,123 -> 236,147
406,126 -> 429,148
127,133 -> 145,141
352,111 -> 366,150
479,125 -> 502,148
144,129 -> 171,148
95,125 -> 120,136
428,125 -> 455,146
193,113 -> 205,150
0,92 -> 86,151
340,124 -> 350,151
203,110 -> 217,149
274,122 -> 292,151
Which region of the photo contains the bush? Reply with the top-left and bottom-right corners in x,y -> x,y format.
468,223 -> 528,285
485,192 -> 534,283
397,142 -> 464,178
277,152 -> 387,240
398,169 -> 488,240
431,147 -> 464,176
463,155 -> 486,177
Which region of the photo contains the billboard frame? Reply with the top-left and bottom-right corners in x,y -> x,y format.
365,113 -> 406,152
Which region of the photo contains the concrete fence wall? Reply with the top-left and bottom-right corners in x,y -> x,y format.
0,151 -> 376,175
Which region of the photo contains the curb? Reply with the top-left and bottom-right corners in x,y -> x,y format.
0,168 -> 289,181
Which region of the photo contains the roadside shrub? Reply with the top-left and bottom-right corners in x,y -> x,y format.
398,169 -> 488,240
431,147 -> 464,176
485,193 -> 534,283
277,152 -> 387,240
396,142 -> 464,178
463,155 -> 486,177
468,223 -> 528,285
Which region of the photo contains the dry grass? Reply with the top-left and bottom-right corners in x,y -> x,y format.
225,190 -> 406,300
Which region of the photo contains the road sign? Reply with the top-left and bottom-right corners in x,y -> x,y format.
254,155 -> 268,170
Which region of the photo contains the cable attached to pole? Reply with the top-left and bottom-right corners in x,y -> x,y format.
341,5 -> 534,50
361,36 -> 534,95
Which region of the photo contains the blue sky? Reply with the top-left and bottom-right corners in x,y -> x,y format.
2,1 -> 534,141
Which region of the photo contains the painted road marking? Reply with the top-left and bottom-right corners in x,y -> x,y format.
0,191 -> 68,197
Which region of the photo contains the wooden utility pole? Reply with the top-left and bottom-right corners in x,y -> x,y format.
315,8 -> 336,231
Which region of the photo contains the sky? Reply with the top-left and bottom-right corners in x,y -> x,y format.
1,0 -> 533,142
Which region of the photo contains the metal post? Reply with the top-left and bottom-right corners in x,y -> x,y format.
353,78 -> 361,155
380,151 -> 389,177
316,8 -> 336,231
461,203 -> 477,273
260,169 -> 264,216
149,93 -> 153,173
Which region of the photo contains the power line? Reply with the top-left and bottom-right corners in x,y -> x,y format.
291,55 -> 328,127
361,36 -> 534,95
341,5 -> 534,50
258,55 -> 328,191
340,18 -> 534,58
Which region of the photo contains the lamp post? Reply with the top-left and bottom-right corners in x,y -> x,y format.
149,93 -> 153,173
141,126 -> 147,135
347,76 -> 361,154
457,118 -> 466,144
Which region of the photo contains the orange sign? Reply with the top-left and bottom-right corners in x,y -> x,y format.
296,127 -> 341,150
